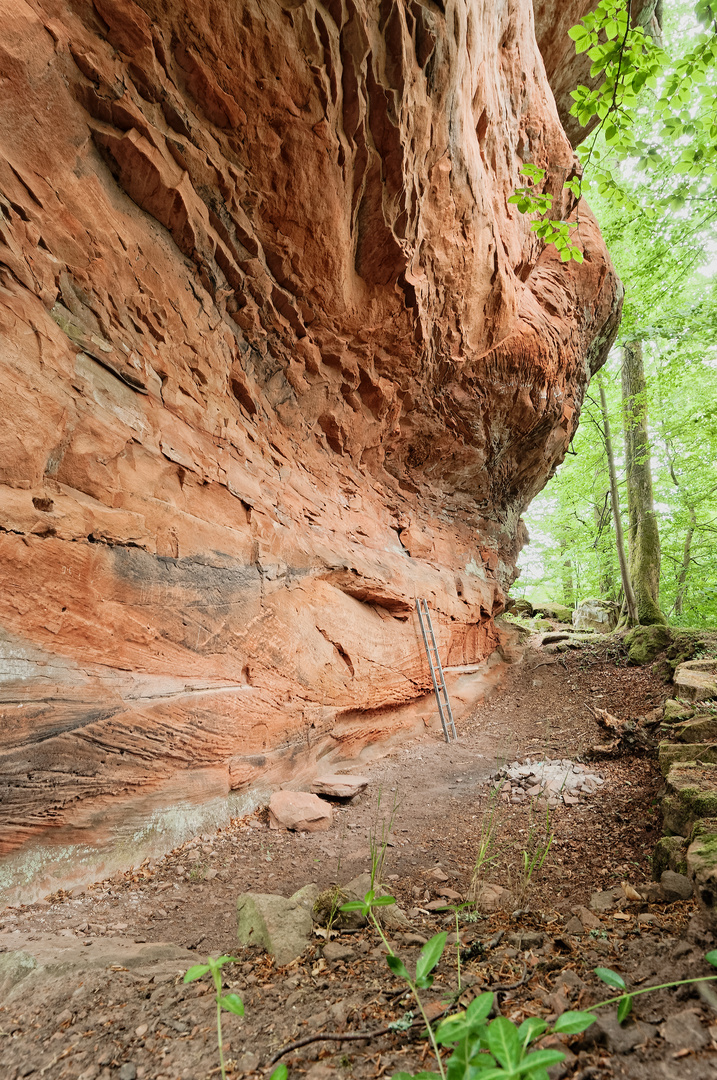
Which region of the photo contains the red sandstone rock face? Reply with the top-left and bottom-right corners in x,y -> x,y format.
0,0 -> 621,897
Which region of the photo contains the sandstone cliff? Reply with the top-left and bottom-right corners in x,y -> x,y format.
0,0 -> 621,897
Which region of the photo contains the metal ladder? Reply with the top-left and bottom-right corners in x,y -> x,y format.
415,598 -> 457,743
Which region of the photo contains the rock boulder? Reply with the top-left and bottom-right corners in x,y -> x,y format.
310,775 -> 369,800
687,823 -> 717,930
572,599 -> 619,633
237,885 -> 318,967
269,791 -> 332,832
532,602 -> 574,624
663,699 -> 696,724
662,763 -> 717,836
674,661 -> 717,703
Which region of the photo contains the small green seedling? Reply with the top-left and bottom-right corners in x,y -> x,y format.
592,951 -> 717,1025
388,930 -> 595,1080
183,955 -> 288,1080
340,888 -> 398,956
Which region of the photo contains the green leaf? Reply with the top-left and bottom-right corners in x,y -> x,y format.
595,967 -> 627,990
386,954 -> 410,982
270,1065 -> 288,1080
339,901 -> 366,912
220,993 -> 245,1016
468,1070 -> 517,1080
416,932 -> 447,983
705,950 -> 717,968
391,1073 -> 440,1080
553,1011 -> 596,1034
617,995 -> 633,1024
372,894 -> 397,907
183,964 -> 210,983
466,992 -> 494,1027
568,25 -> 588,41
207,955 -> 237,972
517,1016 -> 547,1044
521,1049 -> 566,1070
436,1016 -> 470,1046
486,1016 -> 521,1070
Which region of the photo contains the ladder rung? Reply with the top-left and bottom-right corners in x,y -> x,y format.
415,597 -> 457,742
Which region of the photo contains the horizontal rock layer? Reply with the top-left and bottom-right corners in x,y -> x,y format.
0,0 -> 621,893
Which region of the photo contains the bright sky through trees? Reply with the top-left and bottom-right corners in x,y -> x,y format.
516,0 -> 717,625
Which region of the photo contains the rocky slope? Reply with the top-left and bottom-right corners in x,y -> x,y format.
0,0 -> 621,899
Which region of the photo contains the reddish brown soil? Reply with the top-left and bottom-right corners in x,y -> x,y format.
2,638 -> 716,1080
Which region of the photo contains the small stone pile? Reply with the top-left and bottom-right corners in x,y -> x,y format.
493,758 -> 604,808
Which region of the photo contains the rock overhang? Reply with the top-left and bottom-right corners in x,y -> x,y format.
0,0 -> 622,897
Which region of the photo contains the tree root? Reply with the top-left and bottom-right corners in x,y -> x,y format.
265,966 -> 530,1069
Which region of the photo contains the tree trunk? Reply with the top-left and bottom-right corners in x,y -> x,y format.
559,541 -> 574,607
621,340 -> 666,625
593,488 -> 616,599
598,375 -> 637,625
675,505 -> 696,617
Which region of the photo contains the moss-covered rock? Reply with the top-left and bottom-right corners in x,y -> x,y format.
662,762 -> 717,836
674,660 -> 717,703
652,835 -> 688,879
663,631 -> 717,679
532,601 -> 573,624
686,828 -> 717,931
691,817 -> 717,842
663,698 -> 695,724
312,886 -> 359,929
237,883 -> 318,966
674,716 -> 717,743
625,624 -> 671,666
658,741 -> 717,777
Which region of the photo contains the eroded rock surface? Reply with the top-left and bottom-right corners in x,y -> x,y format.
0,0 -> 621,898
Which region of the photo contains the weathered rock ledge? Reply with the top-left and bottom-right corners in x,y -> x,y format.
0,0 -> 621,898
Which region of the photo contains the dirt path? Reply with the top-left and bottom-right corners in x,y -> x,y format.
2,636 -> 716,1080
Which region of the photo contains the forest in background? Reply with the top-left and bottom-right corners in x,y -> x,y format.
516,0 -> 717,627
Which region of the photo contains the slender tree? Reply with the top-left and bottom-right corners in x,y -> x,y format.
620,340 -> 666,625
598,375 -> 638,624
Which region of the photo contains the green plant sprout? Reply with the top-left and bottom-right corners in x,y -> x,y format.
430,900 -> 475,993
340,888 -> 398,957
517,801 -> 554,905
592,952 -> 717,1025
368,786 -> 401,890
183,956 -> 288,1080
385,929 -> 594,1080
469,787 -> 502,901
386,942 -> 717,1079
